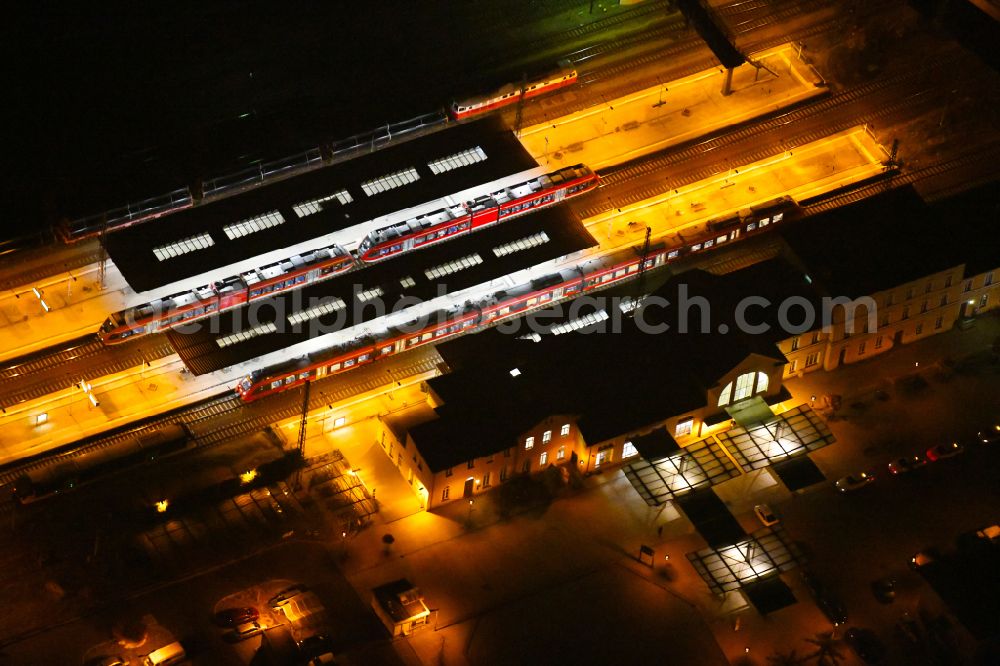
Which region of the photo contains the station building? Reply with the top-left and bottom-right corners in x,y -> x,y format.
776,183 -> 1000,377
408,260 -> 820,509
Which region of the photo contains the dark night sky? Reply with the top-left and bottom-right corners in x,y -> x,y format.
4,2 -> 534,241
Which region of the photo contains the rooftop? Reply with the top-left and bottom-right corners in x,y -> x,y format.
412,259 -> 817,472
168,206 -> 595,375
372,579 -> 430,624
104,115 -> 536,292
781,182 -> 1000,298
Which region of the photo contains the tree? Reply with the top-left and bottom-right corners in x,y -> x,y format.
767,648 -> 804,665
804,632 -> 845,666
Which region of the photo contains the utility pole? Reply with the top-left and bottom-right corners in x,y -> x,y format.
98,215 -> 109,289
297,379 -> 311,458
292,379 -> 311,490
637,226 -> 652,295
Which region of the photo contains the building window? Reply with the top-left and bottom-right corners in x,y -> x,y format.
442,487 -> 450,501
940,294 -> 948,307
964,280 -> 972,293
944,275 -> 952,288
925,281 -> 932,294
935,316 -> 943,330
980,293 -> 989,308
675,418 -> 694,437
540,452 -> 548,465
805,352 -> 820,367
557,446 -> 566,460
483,472 -> 491,488
858,341 -> 866,355
542,430 -> 552,443
986,272 -> 994,286
756,372 -> 769,393
525,436 -> 534,450
811,331 -> 820,344
920,300 -> 928,314
522,460 -> 531,473
733,372 -> 755,402
445,468 -> 453,477
915,323 -> 923,335
906,287 -> 914,299
788,359 -> 798,373
467,460 -> 475,469
719,371 -> 769,407
560,423 -> 571,436
623,441 -> 638,458
717,382 -> 732,407
500,466 -> 508,482
902,306 -> 910,320
874,335 -> 884,349
790,336 -> 799,351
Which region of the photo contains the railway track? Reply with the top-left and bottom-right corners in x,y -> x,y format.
801,140 -> 1000,213
0,350 -> 441,501
528,0 -> 843,125
0,335 -> 175,409
576,50 -> 968,218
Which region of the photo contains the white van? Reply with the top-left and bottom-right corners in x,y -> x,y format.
143,641 -> 186,666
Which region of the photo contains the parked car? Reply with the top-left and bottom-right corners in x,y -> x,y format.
835,471 -> 875,493
845,627 -> 886,664
268,584 -> 308,609
925,441 -> 964,461
975,524 -> 1000,542
299,635 -> 335,658
214,607 -> 259,627
910,547 -> 940,569
753,504 -> 779,527
887,455 -> 927,475
977,424 -> 1000,444
228,621 -> 265,642
801,571 -> 847,626
871,577 -> 896,604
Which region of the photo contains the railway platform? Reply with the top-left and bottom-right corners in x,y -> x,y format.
520,42 -> 827,170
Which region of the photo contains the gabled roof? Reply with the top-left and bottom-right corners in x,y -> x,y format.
781,183 -> 1000,297
412,258 -> 814,471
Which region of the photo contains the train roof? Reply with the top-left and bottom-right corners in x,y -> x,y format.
104,116 -> 537,293
411,259 -> 816,472
167,206 -> 597,376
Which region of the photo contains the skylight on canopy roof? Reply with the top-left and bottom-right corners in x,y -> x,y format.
287,298 -> 346,326
222,210 -> 285,240
361,167 -> 420,196
427,146 -> 487,175
216,322 -> 278,348
424,253 -> 483,280
152,232 -> 215,261
293,190 -> 353,217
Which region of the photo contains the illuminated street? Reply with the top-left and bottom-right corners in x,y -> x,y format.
2,1 -> 1000,665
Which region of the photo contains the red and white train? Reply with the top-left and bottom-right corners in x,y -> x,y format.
98,165 -> 599,344
358,164 -> 596,261
449,65 -> 578,120
236,197 -> 800,402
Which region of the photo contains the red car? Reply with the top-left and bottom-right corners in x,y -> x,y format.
925,441 -> 964,461
214,607 -> 259,627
